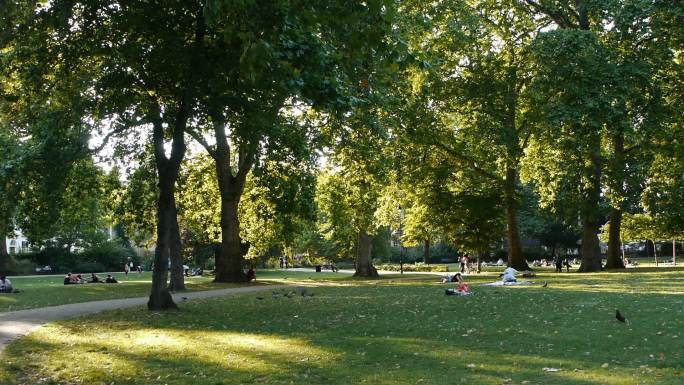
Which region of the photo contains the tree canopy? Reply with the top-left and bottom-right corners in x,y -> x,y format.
1,0 -> 682,302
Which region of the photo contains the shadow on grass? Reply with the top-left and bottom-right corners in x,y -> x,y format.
3,276 -> 684,385
2,325 -> 650,385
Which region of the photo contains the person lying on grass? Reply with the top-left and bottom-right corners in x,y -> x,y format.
445,273 -> 471,296
501,267 -> 518,283
441,273 -> 452,283
105,274 -> 119,283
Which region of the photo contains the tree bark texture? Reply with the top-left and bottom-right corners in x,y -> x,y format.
423,238 -> 430,264
505,167 -> 529,270
0,234 -> 11,271
354,229 -> 379,278
147,104 -> 186,310
168,215 -> 185,291
605,208 -> 625,269
578,146 -> 603,272
212,131 -> 251,283
214,196 -> 248,282
605,130 -> 625,269
148,170 -> 179,310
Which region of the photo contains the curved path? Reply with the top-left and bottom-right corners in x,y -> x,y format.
0,284 -> 289,354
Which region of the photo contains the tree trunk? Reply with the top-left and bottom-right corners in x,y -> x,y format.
168,215 -> 185,291
645,240 -> 652,259
605,208 -> 625,269
214,197 -> 248,282
423,238 -> 430,264
605,126 -> 625,269
653,240 -> 658,266
578,217 -> 602,272
505,167 -> 529,270
578,139 -> 603,273
147,103 -> 186,310
673,239 -> 676,266
148,172 -> 178,310
209,118 -> 253,283
0,234 -> 10,271
354,229 -> 378,278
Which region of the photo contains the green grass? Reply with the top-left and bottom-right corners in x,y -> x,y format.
0,270 -> 358,312
2,268 -> 684,384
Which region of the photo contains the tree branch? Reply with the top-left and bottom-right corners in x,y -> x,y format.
186,128 -> 216,158
431,140 -> 503,183
86,123 -> 134,154
149,100 -> 168,167
521,0 -> 576,29
236,139 -> 257,180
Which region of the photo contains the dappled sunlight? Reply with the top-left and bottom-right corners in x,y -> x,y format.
0,295 -> 19,305
3,269 -> 684,384
3,322 -> 341,384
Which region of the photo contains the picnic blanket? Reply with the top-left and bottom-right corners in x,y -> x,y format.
481,281 -> 534,286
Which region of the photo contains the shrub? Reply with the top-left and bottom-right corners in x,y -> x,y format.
79,240 -> 138,270
375,263 -> 448,272
17,248 -> 80,274
72,262 -> 107,273
0,257 -> 37,275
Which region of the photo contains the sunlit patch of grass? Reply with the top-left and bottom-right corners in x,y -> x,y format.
2,269 -> 684,384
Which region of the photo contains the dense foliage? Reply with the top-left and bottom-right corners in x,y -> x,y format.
0,1 -> 682,292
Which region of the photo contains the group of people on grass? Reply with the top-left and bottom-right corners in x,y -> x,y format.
443,265 -> 524,295
64,273 -> 118,285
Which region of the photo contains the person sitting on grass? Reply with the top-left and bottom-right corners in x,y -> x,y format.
0,276 -> 13,293
453,273 -> 470,293
68,273 -> 80,284
64,273 -> 74,285
88,273 -> 103,283
246,268 -> 256,282
502,267 -> 518,283
105,274 -> 119,283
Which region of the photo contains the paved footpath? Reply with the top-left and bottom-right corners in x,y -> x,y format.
0,285 -> 288,354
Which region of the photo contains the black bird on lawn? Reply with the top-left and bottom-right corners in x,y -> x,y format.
616,309 -> 626,323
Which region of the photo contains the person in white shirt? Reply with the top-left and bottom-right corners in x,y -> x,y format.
502,267 -> 518,283
0,276 -> 13,293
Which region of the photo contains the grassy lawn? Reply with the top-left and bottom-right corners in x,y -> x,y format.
2,268 -> 684,384
0,270 -> 353,312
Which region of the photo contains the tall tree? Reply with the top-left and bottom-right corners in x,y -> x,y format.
182,1 -> 396,282
2,1 -> 214,308
397,0 -> 542,269
523,0 -> 671,271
